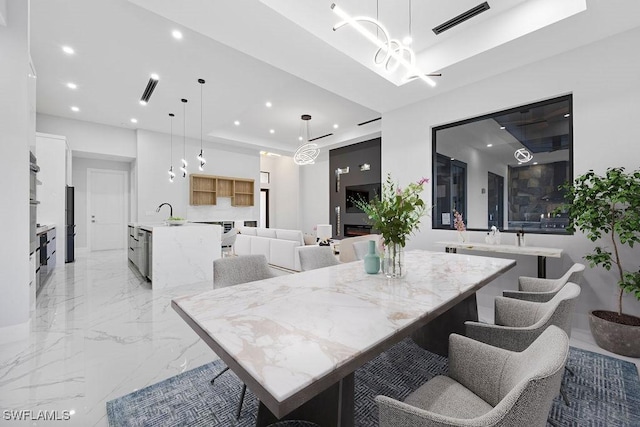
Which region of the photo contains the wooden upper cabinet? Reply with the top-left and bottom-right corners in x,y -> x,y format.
189,174 -> 254,206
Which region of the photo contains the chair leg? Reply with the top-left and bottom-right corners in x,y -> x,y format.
560,385 -> 570,406
210,366 -> 229,385
236,383 -> 247,420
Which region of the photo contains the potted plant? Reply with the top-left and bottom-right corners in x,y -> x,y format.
558,167 -> 640,357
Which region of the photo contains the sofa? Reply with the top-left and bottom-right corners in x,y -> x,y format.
234,227 -> 306,271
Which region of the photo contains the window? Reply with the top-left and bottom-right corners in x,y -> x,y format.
432,95 -> 573,234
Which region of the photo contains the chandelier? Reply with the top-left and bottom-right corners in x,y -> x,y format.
293,114 -> 320,166
331,3 -> 437,86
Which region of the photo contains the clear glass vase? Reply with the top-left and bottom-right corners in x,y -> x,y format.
382,243 -> 405,278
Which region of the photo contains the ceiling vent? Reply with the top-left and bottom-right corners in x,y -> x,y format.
357,117 -> 381,126
139,75 -> 159,105
432,2 -> 490,35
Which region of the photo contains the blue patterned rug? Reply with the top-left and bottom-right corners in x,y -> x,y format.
106,339 -> 640,426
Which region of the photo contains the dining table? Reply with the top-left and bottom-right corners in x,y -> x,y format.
172,249 -> 516,426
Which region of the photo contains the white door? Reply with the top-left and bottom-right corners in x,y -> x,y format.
88,169 -> 127,251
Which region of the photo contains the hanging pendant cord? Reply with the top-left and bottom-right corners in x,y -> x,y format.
200,83 -> 203,151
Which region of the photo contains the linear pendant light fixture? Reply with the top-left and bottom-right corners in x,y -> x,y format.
330,3 -> 436,86
168,113 -> 176,182
196,78 -> 206,171
180,98 -> 188,178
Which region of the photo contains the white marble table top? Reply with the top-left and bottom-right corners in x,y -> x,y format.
436,241 -> 563,258
172,250 -> 515,418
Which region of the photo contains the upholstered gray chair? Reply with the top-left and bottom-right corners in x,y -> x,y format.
503,263 -> 585,302
211,255 -> 275,419
338,234 -> 380,262
297,246 -> 339,271
466,282 -> 580,352
213,254 -> 275,289
376,326 -> 569,427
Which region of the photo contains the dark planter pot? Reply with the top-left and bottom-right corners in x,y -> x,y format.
589,310 -> 640,357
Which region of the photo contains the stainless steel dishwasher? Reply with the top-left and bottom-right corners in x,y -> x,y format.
147,231 -> 152,281
139,229 -> 149,279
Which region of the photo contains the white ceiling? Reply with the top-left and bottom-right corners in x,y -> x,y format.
30,0 -> 640,155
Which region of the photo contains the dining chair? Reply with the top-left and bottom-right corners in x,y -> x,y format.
297,246 -> 339,271
503,262 -> 585,302
466,282 -> 580,405
211,255 -> 276,419
376,326 -> 569,427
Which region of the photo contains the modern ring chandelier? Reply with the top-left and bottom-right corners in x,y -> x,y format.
331,3 -> 436,86
293,114 -> 320,166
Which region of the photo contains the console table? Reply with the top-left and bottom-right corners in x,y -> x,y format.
436,241 -> 562,278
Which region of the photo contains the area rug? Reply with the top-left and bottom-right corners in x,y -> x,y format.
106,340 -> 640,426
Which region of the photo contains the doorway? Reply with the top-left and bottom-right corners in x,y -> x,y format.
87,169 -> 128,251
260,189 -> 269,228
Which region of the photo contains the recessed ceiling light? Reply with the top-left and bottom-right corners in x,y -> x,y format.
499,126 -> 506,130
269,129 -> 275,134
70,106 -> 79,112
62,46 -> 75,55
564,113 -> 571,118
402,36 -> 413,45
333,124 -> 339,129
139,100 -> 147,106
533,162 -> 538,165
450,157 -> 455,161
150,73 -> 159,81
486,143 -> 493,147
171,30 -> 183,40
66,82 -> 77,89
298,136 -> 303,141
265,101 -> 272,108
234,120 -> 240,126
130,118 -> 138,123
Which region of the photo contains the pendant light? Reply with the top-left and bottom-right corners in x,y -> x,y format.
293,114 -> 320,165
168,113 -> 176,182
180,98 -> 188,178
197,78 -> 206,171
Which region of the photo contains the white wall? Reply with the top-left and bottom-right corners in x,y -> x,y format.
36,113 -> 136,160
382,27 -> 640,330
0,0 -> 30,329
36,133 -> 67,263
260,154 -> 302,230
72,157 -> 132,249
136,130 -> 260,223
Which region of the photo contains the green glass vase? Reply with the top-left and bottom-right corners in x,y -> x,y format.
364,240 -> 380,274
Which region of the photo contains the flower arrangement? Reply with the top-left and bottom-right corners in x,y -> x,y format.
352,174 -> 429,277
453,209 -> 467,242
453,210 -> 466,232
353,174 -> 429,247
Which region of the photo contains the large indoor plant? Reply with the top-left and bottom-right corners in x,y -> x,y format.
559,167 -> 640,357
353,174 -> 429,278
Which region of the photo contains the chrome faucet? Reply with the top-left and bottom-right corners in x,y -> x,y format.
156,203 -> 173,218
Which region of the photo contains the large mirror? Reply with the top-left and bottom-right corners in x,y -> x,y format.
432,95 -> 573,234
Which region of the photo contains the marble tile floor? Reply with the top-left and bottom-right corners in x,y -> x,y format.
0,249 -> 637,426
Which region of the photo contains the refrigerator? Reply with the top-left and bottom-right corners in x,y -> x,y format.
66,186 -> 76,263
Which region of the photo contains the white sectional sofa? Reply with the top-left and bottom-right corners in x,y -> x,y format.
234,227 -> 305,271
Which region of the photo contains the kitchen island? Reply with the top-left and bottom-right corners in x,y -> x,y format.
128,222 -> 221,290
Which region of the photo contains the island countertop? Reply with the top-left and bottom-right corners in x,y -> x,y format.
128,222 -> 214,232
